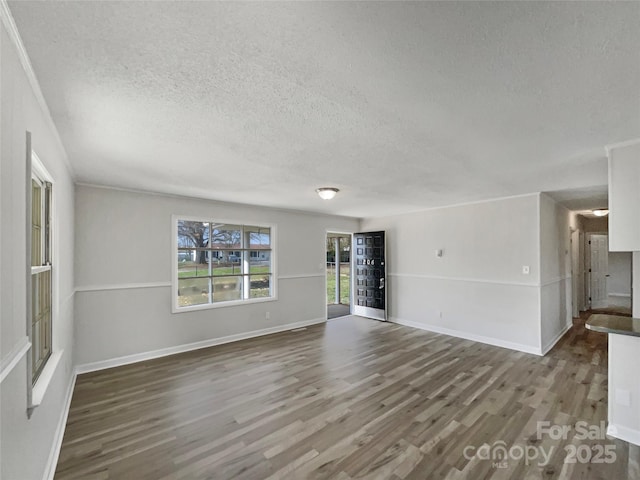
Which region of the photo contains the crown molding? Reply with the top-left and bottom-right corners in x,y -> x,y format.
75,182 -> 363,221
0,0 -> 75,178
605,138 -> 640,157
364,192 -> 540,220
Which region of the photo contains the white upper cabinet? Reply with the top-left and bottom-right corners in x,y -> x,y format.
608,141 -> 640,251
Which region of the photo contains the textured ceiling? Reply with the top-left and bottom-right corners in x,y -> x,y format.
8,1 -> 640,217
545,185 -> 609,212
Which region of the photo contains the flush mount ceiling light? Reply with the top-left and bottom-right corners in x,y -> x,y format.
316,187 -> 339,200
592,209 -> 609,217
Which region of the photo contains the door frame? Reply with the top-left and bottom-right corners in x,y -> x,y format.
325,230 -> 353,321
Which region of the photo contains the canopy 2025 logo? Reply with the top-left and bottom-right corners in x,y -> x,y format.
462,421 -> 616,469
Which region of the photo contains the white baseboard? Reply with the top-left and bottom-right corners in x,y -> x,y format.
390,317 -> 542,356
75,317 -> 327,374
541,322 -> 573,356
43,368 -> 77,480
607,423 -> 640,447
608,293 -> 632,298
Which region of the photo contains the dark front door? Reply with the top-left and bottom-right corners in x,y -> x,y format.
353,231 -> 386,321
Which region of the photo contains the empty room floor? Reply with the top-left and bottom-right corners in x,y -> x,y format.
55,315 -> 639,479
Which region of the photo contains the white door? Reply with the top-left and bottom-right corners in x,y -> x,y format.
589,234 -> 609,309
571,229 -> 580,317
579,232 -> 586,311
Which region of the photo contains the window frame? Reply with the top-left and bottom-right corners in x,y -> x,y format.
30,154 -> 53,384
171,215 -> 277,313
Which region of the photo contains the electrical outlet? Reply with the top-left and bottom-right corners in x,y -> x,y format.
265,311 -> 270,320
522,265 -> 530,275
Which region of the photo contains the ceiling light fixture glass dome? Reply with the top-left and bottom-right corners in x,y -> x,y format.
316,187 -> 339,200
592,209 -> 609,217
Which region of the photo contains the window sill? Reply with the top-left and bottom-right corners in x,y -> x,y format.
172,295 -> 278,314
31,350 -> 63,407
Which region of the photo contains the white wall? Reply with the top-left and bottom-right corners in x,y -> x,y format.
360,194 -> 542,354
74,185 -> 359,366
606,143 -> 640,447
0,19 -> 75,480
608,334 -> 640,447
608,141 -> 640,252
539,194 -> 574,353
608,252 -> 631,296
634,252 -> 640,317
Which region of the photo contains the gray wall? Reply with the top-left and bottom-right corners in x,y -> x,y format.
361,194 -> 543,353
74,185 -> 359,366
539,194 -> 574,352
608,251 -> 632,297
1,22 -> 75,480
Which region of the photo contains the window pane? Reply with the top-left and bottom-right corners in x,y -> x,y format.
177,250 -> 210,278
246,226 -> 271,248
32,319 -> 41,370
213,276 -> 242,302
32,180 -> 42,266
39,270 -> 51,327
44,182 -> 52,264
32,274 -> 41,376
32,274 -> 41,321
249,251 -> 271,273
176,221 -> 274,308
178,278 -> 210,307
32,269 -> 52,380
210,224 -> 242,250
212,255 -> 243,276
250,274 -> 271,298
177,220 -> 210,249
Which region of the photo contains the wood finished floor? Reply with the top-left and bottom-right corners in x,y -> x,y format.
56,314 -> 640,480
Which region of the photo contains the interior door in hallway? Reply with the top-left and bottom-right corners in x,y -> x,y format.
589,234 -> 609,309
571,229 -> 580,317
353,231 -> 386,321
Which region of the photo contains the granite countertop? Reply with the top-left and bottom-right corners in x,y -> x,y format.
586,314 -> 640,337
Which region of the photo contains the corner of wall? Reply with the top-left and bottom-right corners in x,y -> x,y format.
633,252 -> 640,317
536,192 -> 544,353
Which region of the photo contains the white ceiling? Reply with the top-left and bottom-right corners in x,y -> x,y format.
8,1 -> 640,218
545,185 -> 609,212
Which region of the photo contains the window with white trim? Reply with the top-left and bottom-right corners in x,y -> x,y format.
31,170 -> 52,383
174,219 -> 274,310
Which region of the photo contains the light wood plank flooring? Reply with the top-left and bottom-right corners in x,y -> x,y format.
55,314 -> 640,479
